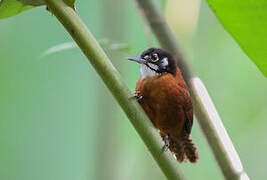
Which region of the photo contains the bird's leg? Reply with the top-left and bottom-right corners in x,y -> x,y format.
130,90 -> 143,102
163,135 -> 170,152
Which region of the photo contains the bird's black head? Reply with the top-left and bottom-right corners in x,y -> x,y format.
128,48 -> 176,76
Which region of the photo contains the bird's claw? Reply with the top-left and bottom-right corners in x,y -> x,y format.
130,91 -> 143,102
163,135 -> 170,152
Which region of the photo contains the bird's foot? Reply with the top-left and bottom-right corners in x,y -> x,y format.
163,135 -> 170,152
130,91 -> 143,102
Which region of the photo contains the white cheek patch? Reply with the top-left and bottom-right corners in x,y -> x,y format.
161,57 -> 168,68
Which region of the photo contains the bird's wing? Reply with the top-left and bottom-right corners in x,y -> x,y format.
160,74 -> 194,135
180,88 -> 193,134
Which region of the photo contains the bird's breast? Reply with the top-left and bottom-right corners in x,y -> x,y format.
135,68 -> 191,137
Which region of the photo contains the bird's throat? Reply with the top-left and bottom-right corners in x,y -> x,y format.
140,64 -> 159,78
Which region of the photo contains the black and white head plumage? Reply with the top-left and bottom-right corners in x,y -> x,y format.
140,48 -> 176,75
128,48 -> 176,78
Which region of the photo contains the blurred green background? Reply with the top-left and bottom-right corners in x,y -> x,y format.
0,0 -> 266,179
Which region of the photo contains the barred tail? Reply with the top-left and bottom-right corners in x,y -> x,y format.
181,134 -> 198,163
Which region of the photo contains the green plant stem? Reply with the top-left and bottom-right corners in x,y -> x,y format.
134,0 -> 249,179
45,0 -> 185,179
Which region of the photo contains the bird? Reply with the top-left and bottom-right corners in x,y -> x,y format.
128,48 -> 198,163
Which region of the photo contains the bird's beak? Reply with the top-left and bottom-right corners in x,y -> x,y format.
127,56 -> 146,64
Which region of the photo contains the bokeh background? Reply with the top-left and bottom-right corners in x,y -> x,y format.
0,0 -> 266,179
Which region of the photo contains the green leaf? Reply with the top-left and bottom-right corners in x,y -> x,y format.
0,0 -> 45,19
0,0 -> 75,19
206,0 -> 267,77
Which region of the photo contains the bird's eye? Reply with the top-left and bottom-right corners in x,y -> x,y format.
151,53 -> 159,62
144,55 -> 150,60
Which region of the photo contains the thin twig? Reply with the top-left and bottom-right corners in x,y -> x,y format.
134,0 -> 249,179
44,0 -> 185,179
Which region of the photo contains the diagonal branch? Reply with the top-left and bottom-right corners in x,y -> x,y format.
44,0 -> 185,179
134,0 -> 249,179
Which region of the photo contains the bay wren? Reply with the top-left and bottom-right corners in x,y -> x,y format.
128,48 -> 198,163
